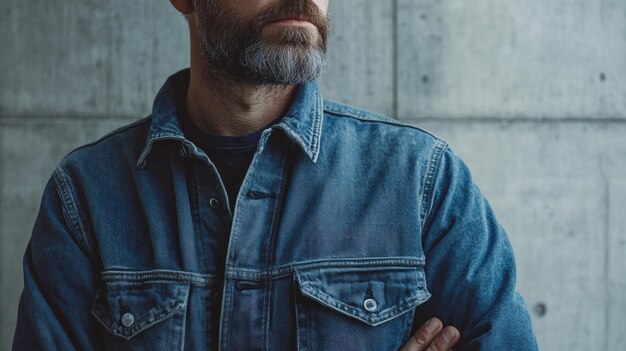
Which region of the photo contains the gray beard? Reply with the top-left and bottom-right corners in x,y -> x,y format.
240,38 -> 328,85
195,7 -> 328,85
200,34 -> 328,85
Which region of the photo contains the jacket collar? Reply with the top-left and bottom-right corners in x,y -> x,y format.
137,69 -> 324,169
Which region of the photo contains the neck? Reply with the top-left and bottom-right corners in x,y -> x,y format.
184,16 -> 301,137
185,62 -> 299,137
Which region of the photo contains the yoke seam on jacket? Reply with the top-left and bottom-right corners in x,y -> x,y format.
322,102 -> 443,142
64,115 -> 152,159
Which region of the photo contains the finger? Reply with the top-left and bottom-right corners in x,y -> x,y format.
399,318 -> 443,351
426,326 -> 460,351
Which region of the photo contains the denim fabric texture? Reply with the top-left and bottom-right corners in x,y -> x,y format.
13,69 -> 539,350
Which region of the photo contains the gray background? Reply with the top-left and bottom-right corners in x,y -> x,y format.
1,0 -> 625,349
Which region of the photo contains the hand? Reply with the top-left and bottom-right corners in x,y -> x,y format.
399,317 -> 460,351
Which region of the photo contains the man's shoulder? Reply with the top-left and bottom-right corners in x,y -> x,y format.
57,115 -> 153,173
322,99 -> 446,146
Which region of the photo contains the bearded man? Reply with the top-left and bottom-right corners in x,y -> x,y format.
12,0 -> 538,350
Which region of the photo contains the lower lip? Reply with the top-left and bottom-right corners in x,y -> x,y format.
269,19 -> 313,26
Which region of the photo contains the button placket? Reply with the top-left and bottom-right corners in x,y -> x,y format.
218,130 -> 287,351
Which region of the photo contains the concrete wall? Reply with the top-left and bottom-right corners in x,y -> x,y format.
1,0 -> 625,349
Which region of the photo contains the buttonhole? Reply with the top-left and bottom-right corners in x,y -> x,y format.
235,281 -> 264,291
248,190 -> 274,199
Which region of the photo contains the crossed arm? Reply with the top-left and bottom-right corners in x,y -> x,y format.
400,145 -> 538,350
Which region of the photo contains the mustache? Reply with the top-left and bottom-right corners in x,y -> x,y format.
249,0 -> 330,34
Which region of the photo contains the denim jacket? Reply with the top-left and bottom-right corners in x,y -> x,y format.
13,69 -> 538,350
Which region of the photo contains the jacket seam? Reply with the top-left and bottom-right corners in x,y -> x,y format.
322,101 -> 442,142
310,89 -> 323,161
420,141 -> 448,229
223,257 -> 425,280
65,115 -> 152,158
52,166 -> 94,258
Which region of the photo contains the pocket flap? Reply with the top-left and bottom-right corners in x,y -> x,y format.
295,265 -> 431,327
91,278 -> 190,340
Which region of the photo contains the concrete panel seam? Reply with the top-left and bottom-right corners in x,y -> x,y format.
400,117 -> 626,124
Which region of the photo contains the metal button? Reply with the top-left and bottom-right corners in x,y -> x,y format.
121,313 -> 135,327
209,198 -> 219,208
363,298 -> 378,312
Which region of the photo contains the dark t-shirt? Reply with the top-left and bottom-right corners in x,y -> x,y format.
181,116 -> 261,211
177,98 -> 280,212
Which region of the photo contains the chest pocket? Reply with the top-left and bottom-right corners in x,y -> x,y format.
293,262 -> 431,351
91,271 -> 191,351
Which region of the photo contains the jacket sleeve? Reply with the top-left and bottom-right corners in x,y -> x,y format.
12,168 -> 102,350
414,144 -> 539,350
